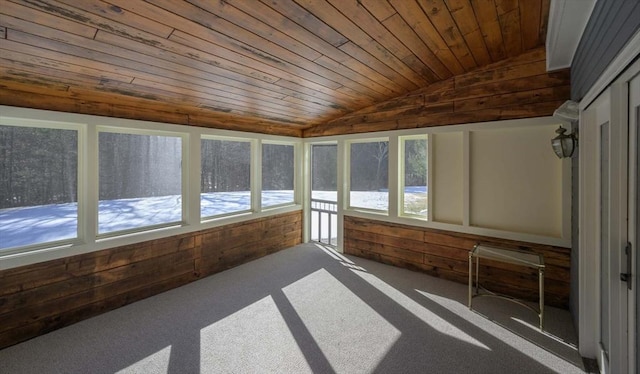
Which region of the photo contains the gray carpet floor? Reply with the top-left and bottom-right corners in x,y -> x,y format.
0,243 -> 586,373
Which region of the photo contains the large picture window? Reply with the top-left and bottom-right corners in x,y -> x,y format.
0,124 -> 78,250
261,143 -> 294,208
349,140 -> 389,212
401,136 -> 428,218
98,131 -> 183,235
201,138 -> 251,218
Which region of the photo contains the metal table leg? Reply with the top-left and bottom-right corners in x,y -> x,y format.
539,267 -> 545,330
468,252 -> 473,309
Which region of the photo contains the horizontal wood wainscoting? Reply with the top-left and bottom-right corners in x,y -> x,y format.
344,216 -> 570,309
0,210 -> 302,350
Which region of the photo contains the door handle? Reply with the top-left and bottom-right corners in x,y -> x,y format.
620,242 -> 632,290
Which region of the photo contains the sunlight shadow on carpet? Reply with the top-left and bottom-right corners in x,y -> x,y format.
199,295 -> 312,373
115,346 -> 172,374
282,268 -> 400,373
351,269 -> 490,350
416,289 -> 583,372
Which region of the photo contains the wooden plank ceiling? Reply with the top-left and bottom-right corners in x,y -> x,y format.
0,0 -> 551,136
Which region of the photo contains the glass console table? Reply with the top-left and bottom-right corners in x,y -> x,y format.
468,243 -> 545,330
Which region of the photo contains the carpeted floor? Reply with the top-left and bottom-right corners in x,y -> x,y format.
0,243 -> 587,373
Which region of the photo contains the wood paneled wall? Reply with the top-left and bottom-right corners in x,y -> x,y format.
344,216 -> 570,308
304,47 -> 570,137
0,211 -> 302,350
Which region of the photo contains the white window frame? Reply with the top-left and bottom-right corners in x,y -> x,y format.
95,126 -> 188,239
399,134 -> 429,220
345,137 -> 390,215
259,140 -> 299,211
0,117 -> 84,255
200,135 -> 253,221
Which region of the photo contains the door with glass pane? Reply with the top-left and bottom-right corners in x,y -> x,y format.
310,144 -> 338,246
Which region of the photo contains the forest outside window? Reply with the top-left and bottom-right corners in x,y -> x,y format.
261,143 -> 295,208
98,131 -> 183,235
0,123 -> 79,251
201,138 -> 251,218
401,135 -> 428,218
348,139 -> 389,212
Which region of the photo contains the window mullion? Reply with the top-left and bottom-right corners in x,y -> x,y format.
343,141 -> 350,211
301,142 -> 311,243
428,135 -> 434,222
337,140 -> 346,252
83,124 -> 98,245
186,133 -> 200,225
252,139 -> 262,213
388,135 -> 400,218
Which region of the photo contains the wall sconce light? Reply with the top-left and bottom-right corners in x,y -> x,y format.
551,126 -> 577,158
551,100 -> 579,158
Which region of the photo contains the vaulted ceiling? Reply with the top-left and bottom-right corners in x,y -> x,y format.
0,0 -> 552,135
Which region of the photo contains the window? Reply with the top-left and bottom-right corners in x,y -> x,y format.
0,124 -> 78,250
98,131 -> 182,235
201,138 -> 251,218
261,143 -> 294,208
401,136 -> 428,218
349,140 -> 388,211
1,107 -> 309,261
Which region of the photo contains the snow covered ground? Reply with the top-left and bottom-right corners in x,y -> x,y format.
0,191 -> 294,250
0,202 -> 79,250
1,187 -> 426,250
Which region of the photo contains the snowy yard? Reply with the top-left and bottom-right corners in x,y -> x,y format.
1,188 -> 426,250
0,191 -> 293,250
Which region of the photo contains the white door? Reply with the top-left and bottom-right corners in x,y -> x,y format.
630,72 -> 640,373
581,85 -> 630,373
310,143 -> 338,246
598,99 -> 613,373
